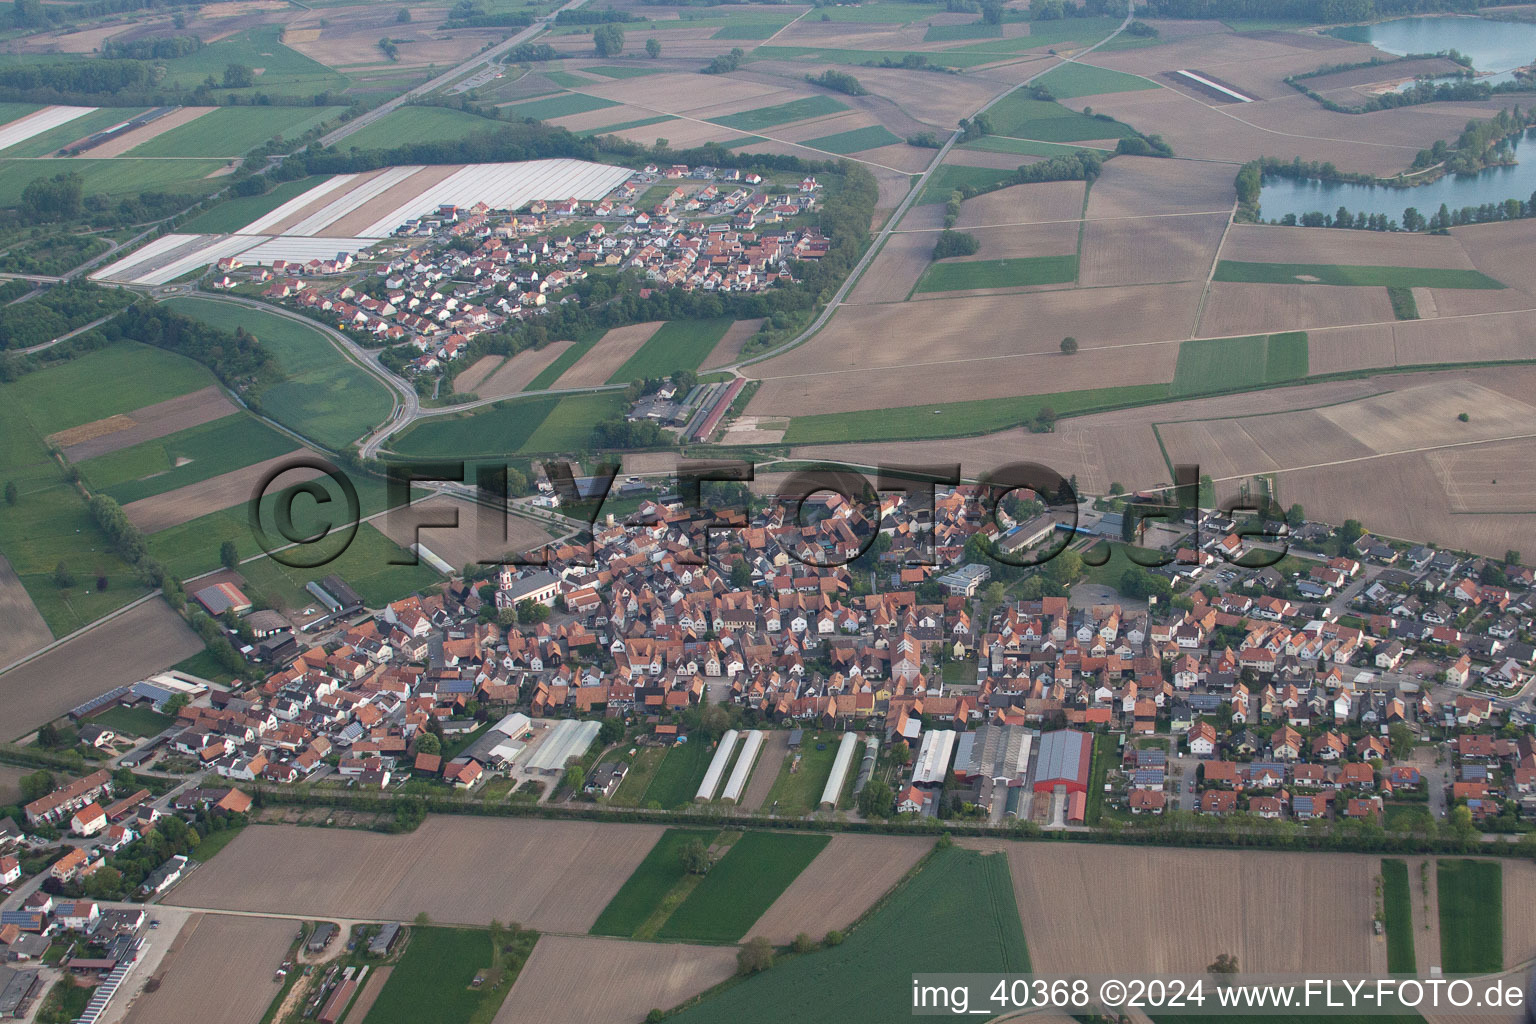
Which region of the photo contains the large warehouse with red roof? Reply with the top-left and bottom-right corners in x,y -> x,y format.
1032,729 -> 1092,795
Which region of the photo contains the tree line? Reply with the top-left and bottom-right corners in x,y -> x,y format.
1143,0 -> 1531,19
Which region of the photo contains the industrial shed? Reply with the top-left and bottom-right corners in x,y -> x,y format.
1032,729 -> 1092,794
818,732 -> 859,809
721,730 -> 764,804
525,719 -> 601,775
911,729 -> 957,787
955,723 -> 1033,785
696,729 -> 741,802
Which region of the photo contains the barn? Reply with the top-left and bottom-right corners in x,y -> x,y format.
1032,729 -> 1092,794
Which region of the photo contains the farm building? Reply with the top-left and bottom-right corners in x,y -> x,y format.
368,923 -> 400,957
524,719 -> 601,775
819,732 -> 860,809
307,922 -> 338,953
697,730 -> 741,802
192,582 -> 252,616
1033,730 -> 1092,794
911,729 -> 958,787
955,723 -> 1033,785
721,730 -> 764,804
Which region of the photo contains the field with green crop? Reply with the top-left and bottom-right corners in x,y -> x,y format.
669,845 -> 1027,1024
361,926 -> 536,1024
1214,261 -> 1505,289
158,26 -> 349,97
655,832 -> 830,942
1037,61 -> 1159,99
585,66 -> 668,79
0,158 -> 225,204
983,95 -> 1137,141
711,95 -> 849,131
237,522 -> 441,612
783,383 -> 1172,445
1171,331 -> 1309,397
1436,859 -> 1502,973
923,21 -> 1001,41
958,136 -> 1110,157
761,731 -> 844,815
337,105 -> 508,152
608,318 -> 733,383
128,106 -> 344,158
178,176 -> 330,234
955,15 -> 1122,52
79,413 -> 295,505
638,739 -> 716,810
803,125 -> 903,155
162,298 -> 393,448
914,254 -> 1078,292
1381,858 -> 1415,974
522,392 -> 628,453
918,162 -> 1019,203
576,115 -> 675,137
506,92 -> 621,121
590,828 -> 720,937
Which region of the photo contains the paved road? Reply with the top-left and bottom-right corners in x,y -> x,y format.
319,0 -> 595,149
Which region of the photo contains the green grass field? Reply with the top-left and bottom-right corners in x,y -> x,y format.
0,158 -> 225,205
923,21 -> 1002,41
638,739 -> 716,809
522,392 -> 628,452
1214,261 -> 1505,289
1171,331 -> 1309,397
393,388 -> 624,458
576,115 -> 676,137
761,731 -> 843,815
1036,61 -> 1160,99
7,340 -> 213,438
915,254 -> 1078,292
590,828 -> 720,937
178,175 -> 329,234
237,522 -> 441,612
713,16 -> 798,39
782,382 -> 1171,445
918,162 -> 1020,204
0,106 -> 145,158
127,106 -> 344,158
982,94 -> 1137,142
1436,859 -> 1502,974
1381,858 -> 1416,974
360,926 -> 534,1024
958,136 -> 1110,157
710,95 -> 849,131
803,124 -> 903,155
655,831 -> 830,942
158,26 -> 349,97
506,91 -> 621,121
954,15 -> 1123,52
585,66 -> 668,79
753,45 -> 1011,69
336,105 -> 508,152
78,413 -> 295,505
608,318 -> 733,383
162,297 -> 394,448
669,845 -> 1027,1023
89,704 -> 175,737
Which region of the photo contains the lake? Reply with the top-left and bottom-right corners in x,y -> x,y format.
1327,16 -> 1536,85
1259,129 -> 1536,222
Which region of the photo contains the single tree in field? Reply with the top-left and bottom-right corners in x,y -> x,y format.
645,37 -> 661,58
396,7 -> 412,22
679,838 -> 710,875
1208,953 -> 1239,975
53,561 -> 74,588
594,23 -> 624,57
1059,336 -> 1078,355
737,936 -> 774,975
3,480 -> 16,505
220,540 -> 239,570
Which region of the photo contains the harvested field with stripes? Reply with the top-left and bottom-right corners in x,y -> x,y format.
495,936 -> 736,1024
553,322 -> 663,388
123,913 -> 293,1024
455,343 -> 576,400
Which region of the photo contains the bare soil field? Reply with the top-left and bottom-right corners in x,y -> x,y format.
1505,858 -> 1536,967
9,21 -> 134,54
1402,855 -> 1442,976
323,163 -> 461,238
1078,212 -> 1227,287
613,117 -> 742,149
1454,219 -> 1536,298
0,597 -> 200,737
94,106 -> 214,158
165,817 -> 665,932
452,355 -> 502,394
284,7 -> 485,70
122,449 -> 317,534
738,729 -> 790,810
0,554 -> 51,669
950,219 -> 1080,263
580,72 -> 776,113
1198,282 -> 1394,337
1319,380 -> 1536,453
554,321 -> 663,388
471,342 -> 575,399
496,936 -> 736,1024
123,913 -> 293,1024
966,841 -> 1375,975
856,142 -> 936,173
1240,94 -> 1516,154
377,495 -> 553,567
1428,438 -> 1536,513
344,965 -> 392,1023
0,764 -> 29,806
1393,309 -> 1536,366
848,232 -> 933,305
747,835 -> 932,944
1303,56 -> 1464,96
835,66 -> 1010,127
1307,323 -> 1398,375
548,103 -> 668,134
1085,156 -> 1235,219
701,318 -> 764,370
954,180 -> 1086,229
1221,223 -> 1476,269
58,387 -> 236,462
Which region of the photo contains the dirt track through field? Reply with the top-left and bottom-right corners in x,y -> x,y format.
123,913 -> 294,1024
122,449 -> 319,533
739,729 -> 790,810
0,598 -> 201,737
0,554 -> 51,669
494,935 -> 736,1024
57,387 -> 236,462
747,834 -> 932,944
166,817 -> 665,932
